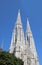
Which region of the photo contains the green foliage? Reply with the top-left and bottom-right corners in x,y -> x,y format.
0,51 -> 24,65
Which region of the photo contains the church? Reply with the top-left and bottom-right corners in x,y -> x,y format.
9,9 -> 39,65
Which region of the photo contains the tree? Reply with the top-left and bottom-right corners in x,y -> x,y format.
0,51 -> 24,65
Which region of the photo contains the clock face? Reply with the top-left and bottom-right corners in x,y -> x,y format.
27,58 -> 31,65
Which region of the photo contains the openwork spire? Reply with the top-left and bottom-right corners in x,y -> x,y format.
26,18 -> 31,46
26,18 -> 38,58
26,18 -> 31,33
9,9 -> 25,55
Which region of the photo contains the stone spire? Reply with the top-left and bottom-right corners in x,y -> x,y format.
26,18 -> 36,55
26,18 -> 31,33
26,18 -> 39,65
16,9 -> 22,25
9,9 -> 25,59
26,18 -> 31,46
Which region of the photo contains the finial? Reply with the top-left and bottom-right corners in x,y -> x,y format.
16,9 -> 22,25
18,9 -> 20,18
18,9 -> 20,13
26,18 -> 31,33
27,18 -> 30,28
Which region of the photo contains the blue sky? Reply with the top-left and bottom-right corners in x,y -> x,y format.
0,0 -> 42,65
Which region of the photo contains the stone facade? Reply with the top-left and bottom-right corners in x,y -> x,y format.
9,9 -> 39,65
